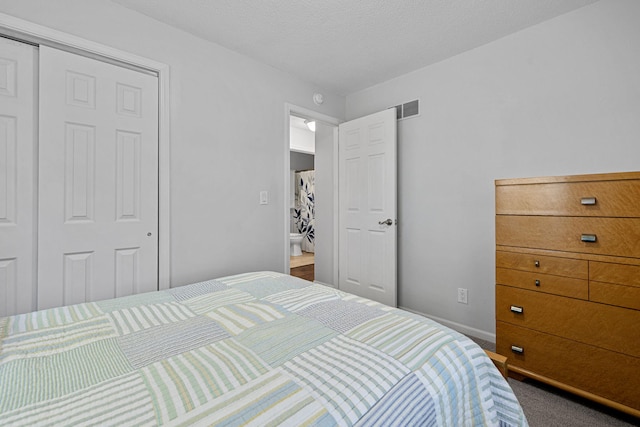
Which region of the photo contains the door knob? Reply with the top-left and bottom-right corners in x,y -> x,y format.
378,218 -> 393,226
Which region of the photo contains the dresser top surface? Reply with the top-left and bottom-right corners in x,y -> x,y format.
495,171 -> 640,186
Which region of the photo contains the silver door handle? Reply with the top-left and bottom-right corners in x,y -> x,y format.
378,219 -> 393,226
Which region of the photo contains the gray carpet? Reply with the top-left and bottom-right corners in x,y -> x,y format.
467,336 -> 639,427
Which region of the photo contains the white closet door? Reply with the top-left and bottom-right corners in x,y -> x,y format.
38,46 -> 159,309
0,37 -> 37,316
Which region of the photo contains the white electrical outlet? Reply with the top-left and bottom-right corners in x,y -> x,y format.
457,288 -> 468,304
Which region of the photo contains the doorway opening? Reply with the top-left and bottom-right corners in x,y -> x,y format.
284,104 -> 339,287
289,115 -> 316,281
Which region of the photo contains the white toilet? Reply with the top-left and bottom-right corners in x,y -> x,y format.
290,233 -> 303,256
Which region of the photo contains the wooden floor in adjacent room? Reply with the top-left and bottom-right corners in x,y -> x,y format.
290,252 -> 314,281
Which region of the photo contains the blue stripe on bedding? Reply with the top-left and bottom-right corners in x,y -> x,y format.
118,316 -> 230,369
355,373 -> 437,426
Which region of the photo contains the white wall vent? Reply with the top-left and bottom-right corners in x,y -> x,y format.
391,99 -> 420,120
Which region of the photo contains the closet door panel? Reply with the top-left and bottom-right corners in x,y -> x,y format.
0,37 -> 37,316
38,46 -> 159,310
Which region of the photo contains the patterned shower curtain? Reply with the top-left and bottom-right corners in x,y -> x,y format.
293,170 -> 315,253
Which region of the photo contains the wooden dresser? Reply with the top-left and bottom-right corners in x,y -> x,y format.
495,171 -> 640,418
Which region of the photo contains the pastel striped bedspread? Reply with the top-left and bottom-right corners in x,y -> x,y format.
0,271 -> 528,426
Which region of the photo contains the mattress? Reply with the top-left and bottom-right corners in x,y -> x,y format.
0,271 -> 528,426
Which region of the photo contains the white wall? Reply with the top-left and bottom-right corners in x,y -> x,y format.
345,0 -> 640,340
0,0 -> 345,287
290,126 -> 315,154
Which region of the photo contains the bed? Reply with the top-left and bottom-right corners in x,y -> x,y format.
0,271 -> 527,426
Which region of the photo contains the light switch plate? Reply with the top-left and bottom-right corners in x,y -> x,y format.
259,191 -> 269,205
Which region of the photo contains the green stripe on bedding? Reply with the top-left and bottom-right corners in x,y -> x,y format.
182,288 -> 256,315
235,315 -> 338,367
96,292 -> 174,313
172,370 -> 334,427
107,301 -> 197,335
205,302 -> 286,335
0,372 -> 155,427
141,339 -> 270,423
0,316 -> 117,363
6,303 -> 103,334
262,285 -> 341,312
347,313 -> 455,369
0,338 -> 132,413
215,271 -> 285,286
0,316 -> 9,338
229,275 -> 314,299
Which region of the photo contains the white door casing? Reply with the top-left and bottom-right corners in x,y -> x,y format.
38,46 -> 159,309
0,37 -> 37,316
338,109 -> 397,306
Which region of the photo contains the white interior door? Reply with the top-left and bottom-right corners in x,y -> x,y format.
0,37 -> 37,316
38,46 -> 159,309
338,109 -> 397,306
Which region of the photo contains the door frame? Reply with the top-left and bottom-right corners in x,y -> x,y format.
283,103 -> 340,284
0,12 -> 171,291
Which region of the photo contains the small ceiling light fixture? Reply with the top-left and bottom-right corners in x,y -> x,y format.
313,93 -> 324,105
304,120 -> 316,132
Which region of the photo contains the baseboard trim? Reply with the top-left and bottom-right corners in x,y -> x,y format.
399,306 -> 496,343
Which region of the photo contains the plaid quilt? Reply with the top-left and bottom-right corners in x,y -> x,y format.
0,271 -> 527,426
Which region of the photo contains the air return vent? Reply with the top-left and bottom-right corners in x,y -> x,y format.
391,99 -> 420,120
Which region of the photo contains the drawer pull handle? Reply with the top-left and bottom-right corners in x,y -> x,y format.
535,279 -> 540,287
510,305 -> 524,314
581,197 -> 597,205
581,234 -> 597,243
511,345 -> 524,354
534,260 -> 540,267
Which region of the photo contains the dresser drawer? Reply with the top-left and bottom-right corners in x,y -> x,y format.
590,282 -> 640,311
496,321 -> 640,410
496,216 -> 640,257
496,180 -> 640,217
496,268 -> 588,299
589,262 -> 640,310
496,251 -> 588,279
590,261 -> 640,287
496,285 -> 640,357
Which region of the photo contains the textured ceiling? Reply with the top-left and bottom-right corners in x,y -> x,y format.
110,0 -> 599,95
